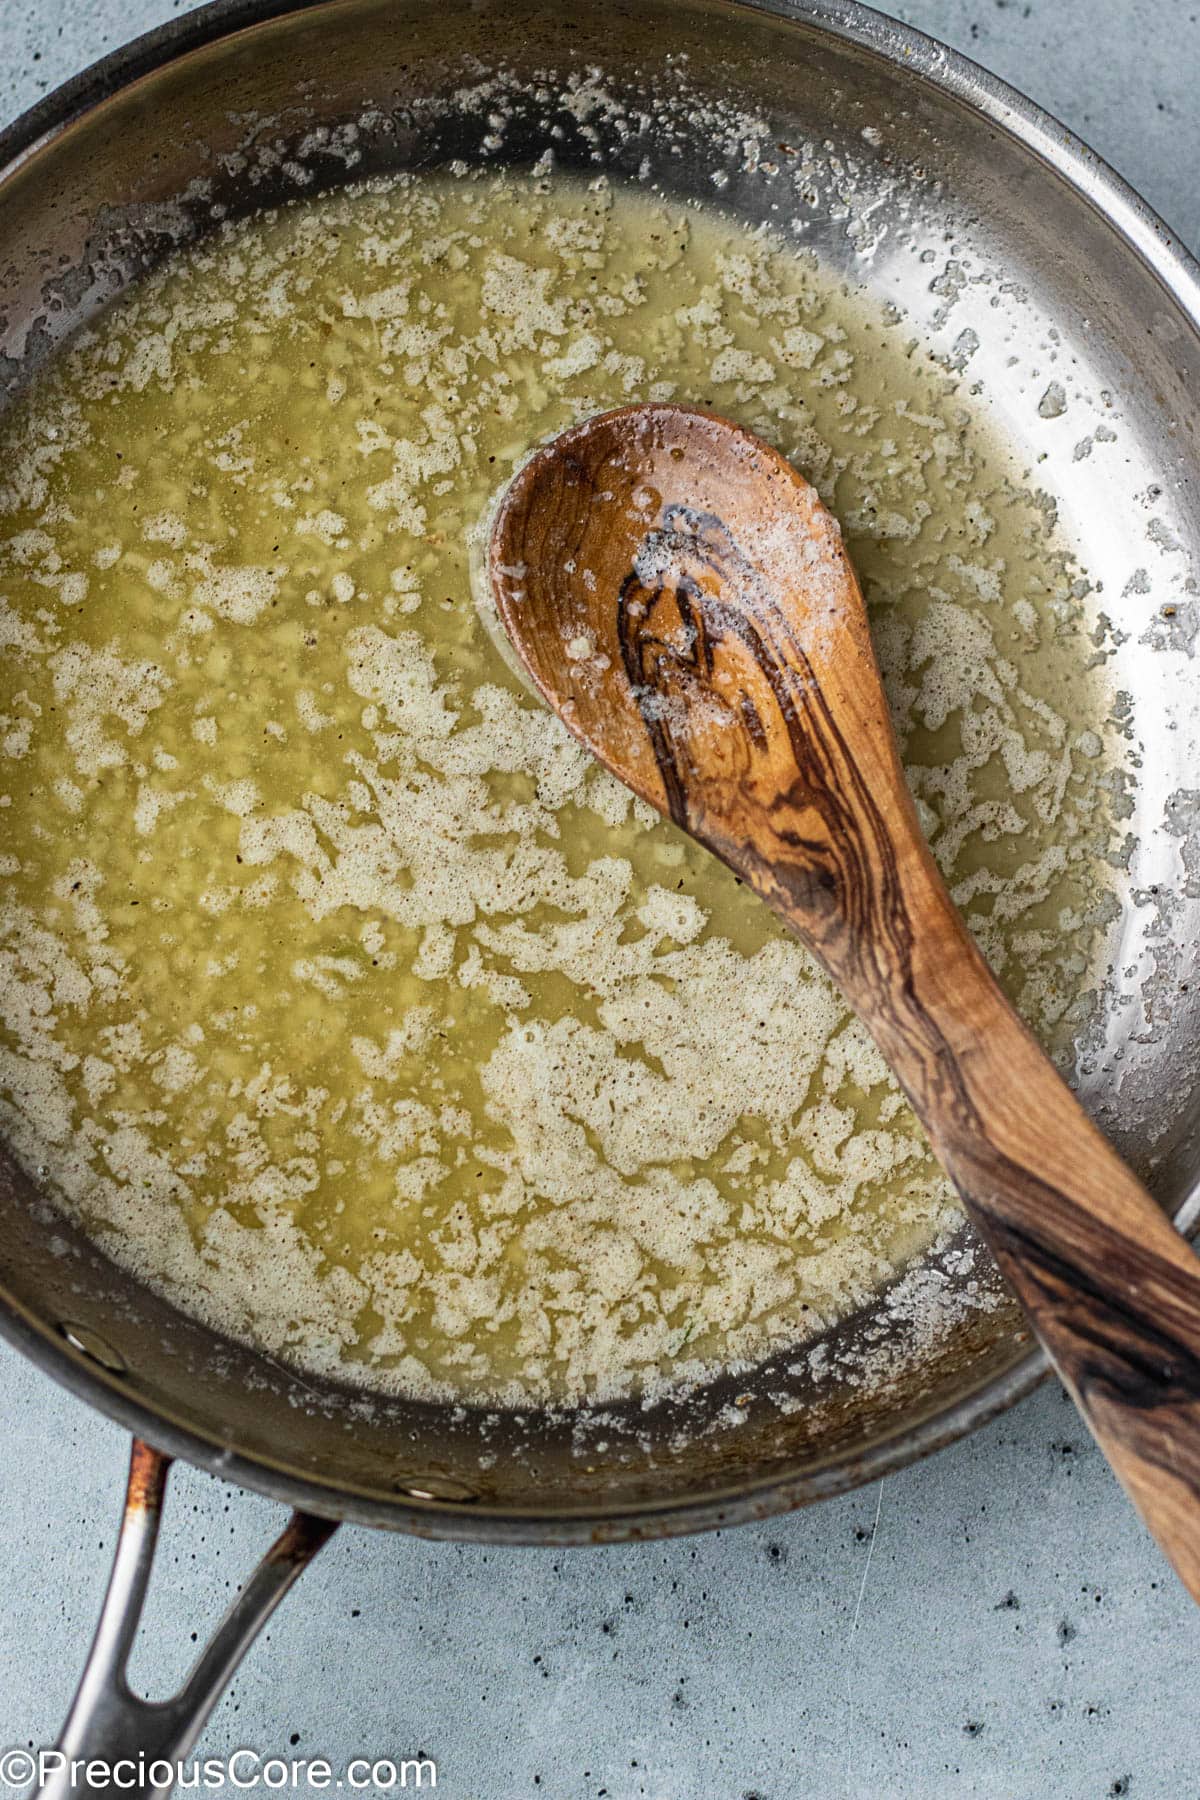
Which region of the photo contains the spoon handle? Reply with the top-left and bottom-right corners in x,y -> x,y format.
827,849 -> 1200,1601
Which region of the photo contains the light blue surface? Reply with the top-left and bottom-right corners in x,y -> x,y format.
1,4 -> 1198,1797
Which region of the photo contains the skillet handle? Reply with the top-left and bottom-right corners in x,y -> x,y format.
33,1439 -> 338,1800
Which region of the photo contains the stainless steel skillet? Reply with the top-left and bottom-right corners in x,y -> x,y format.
2,0 -> 1199,1787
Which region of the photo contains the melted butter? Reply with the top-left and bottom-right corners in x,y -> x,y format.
0,170 -> 1124,1405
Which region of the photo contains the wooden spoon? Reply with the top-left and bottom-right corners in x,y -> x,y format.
490,401 -> 1200,1598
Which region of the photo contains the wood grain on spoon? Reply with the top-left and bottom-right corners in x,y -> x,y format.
490,401 -> 1200,1601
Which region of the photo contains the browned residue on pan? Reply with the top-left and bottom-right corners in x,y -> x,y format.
265,1512 -> 340,1569
126,1438 -> 172,1516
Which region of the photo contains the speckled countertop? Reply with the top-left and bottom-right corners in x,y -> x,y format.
1,3 -> 1198,1797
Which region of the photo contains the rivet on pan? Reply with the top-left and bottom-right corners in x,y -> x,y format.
59,1322 -> 127,1374
391,1472 -> 478,1503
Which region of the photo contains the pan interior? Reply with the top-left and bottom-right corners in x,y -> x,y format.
1,0 -> 1198,1538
